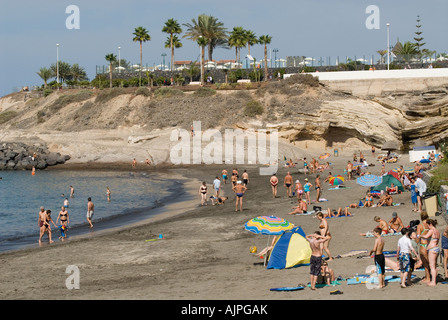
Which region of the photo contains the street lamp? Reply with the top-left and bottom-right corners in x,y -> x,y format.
199,36 -> 203,86
56,43 -> 60,86
118,46 -> 121,73
273,48 -> 279,68
386,23 -> 390,70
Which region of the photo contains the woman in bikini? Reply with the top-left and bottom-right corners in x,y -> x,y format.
416,211 -> 431,283
199,182 -> 208,206
317,212 -> 332,261
419,219 -> 440,286
57,206 -> 69,240
295,180 -> 303,202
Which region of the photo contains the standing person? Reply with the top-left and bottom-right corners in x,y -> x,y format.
232,181 -> 247,212
284,172 -> 293,198
38,206 -> 47,245
63,198 -> 69,209
416,211 -> 431,283
199,182 -> 208,206
213,176 -> 221,197
295,180 -> 303,203
397,228 -> 418,288
303,157 -> 308,175
306,232 -> 329,290
415,177 -> 427,212
86,197 -> 94,228
369,227 -> 386,288
222,169 -> 228,185
410,178 -> 418,211
303,178 -> 312,205
69,185 -> 75,198
315,175 -> 322,202
316,212 -> 332,261
346,161 -> 353,180
44,210 -> 57,244
418,219 -> 440,287
106,186 -> 111,202
242,170 -> 249,187
442,225 -> 448,280
270,174 -> 279,198
56,206 -> 69,240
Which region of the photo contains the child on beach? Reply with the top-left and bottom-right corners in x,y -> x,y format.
369,227 -> 385,288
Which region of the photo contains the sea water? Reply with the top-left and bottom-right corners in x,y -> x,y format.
0,170 -> 183,253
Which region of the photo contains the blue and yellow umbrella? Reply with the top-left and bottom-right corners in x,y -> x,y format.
245,216 -> 294,235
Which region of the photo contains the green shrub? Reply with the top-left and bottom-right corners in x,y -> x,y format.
135,87 -> 151,97
153,87 -> 183,98
244,100 -> 264,117
0,110 -> 18,124
95,88 -> 126,104
194,87 -> 216,97
428,163 -> 448,193
43,89 -> 53,97
48,90 -> 93,113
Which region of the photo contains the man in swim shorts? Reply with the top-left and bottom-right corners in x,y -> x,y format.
306,232 -> 330,290
315,175 -> 322,202
370,227 -> 385,288
284,172 -> 293,197
87,197 -> 94,228
232,181 -> 247,212
222,169 -> 228,184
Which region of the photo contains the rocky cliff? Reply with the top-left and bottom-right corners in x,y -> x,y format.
0,74 -> 447,168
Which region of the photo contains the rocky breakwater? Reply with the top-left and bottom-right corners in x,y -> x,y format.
0,142 -> 70,170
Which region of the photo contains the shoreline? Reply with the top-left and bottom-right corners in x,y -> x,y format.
1,154 -> 447,300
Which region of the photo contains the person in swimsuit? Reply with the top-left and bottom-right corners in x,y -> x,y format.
303,178 -> 312,205
232,181 -> 247,212
38,206 -> 47,246
315,175 -> 322,202
306,231 -> 330,290
199,182 -> 208,206
222,169 -> 228,184
364,192 -> 373,207
295,180 -> 303,202
56,206 -> 69,240
317,212 -> 332,261
242,170 -> 249,187
270,174 -> 279,198
106,186 -> 111,202
370,227 -> 385,288
418,219 -> 440,286
303,158 -> 308,175
87,197 -> 94,228
397,227 -> 418,288
442,225 -> 448,280
287,200 -> 308,215
375,216 -> 389,235
416,211 -> 431,283
284,172 -> 293,197
389,212 -> 404,233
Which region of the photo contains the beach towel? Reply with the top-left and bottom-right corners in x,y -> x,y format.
328,187 -> 351,191
364,232 -> 401,238
334,250 -> 368,259
270,286 -> 305,292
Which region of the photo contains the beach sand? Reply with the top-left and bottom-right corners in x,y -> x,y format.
0,150 -> 447,302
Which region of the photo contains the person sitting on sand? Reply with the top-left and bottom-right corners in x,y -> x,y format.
318,260 -> 335,286
360,216 -> 389,236
365,193 -> 373,207
324,172 -> 333,183
288,200 -> 308,215
325,207 -> 352,218
389,212 -> 404,233
378,194 -> 393,207
386,183 -> 398,195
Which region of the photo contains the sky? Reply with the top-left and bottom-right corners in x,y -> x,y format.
0,0 -> 447,97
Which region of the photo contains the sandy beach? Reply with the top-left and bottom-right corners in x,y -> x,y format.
0,149 -> 447,303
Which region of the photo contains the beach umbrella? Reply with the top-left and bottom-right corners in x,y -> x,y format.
392,166 -> 414,174
386,170 -> 400,180
329,175 -> 344,186
319,153 -> 330,160
356,174 -> 383,187
245,216 -> 294,236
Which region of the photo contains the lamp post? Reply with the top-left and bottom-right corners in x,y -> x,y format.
118,46 -> 121,73
199,36 -> 203,86
162,53 -> 167,70
56,43 -> 60,87
273,48 -> 279,68
386,23 -> 390,70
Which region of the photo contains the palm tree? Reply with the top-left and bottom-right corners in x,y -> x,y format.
245,30 -> 258,56
132,26 -> 151,87
164,34 -> 183,70
393,41 -> 418,64
162,19 -> 182,71
183,14 -> 228,61
105,53 -> 117,88
36,67 -> 53,88
258,35 -> 272,81
197,37 -> 208,85
228,27 -> 247,66
376,50 -> 388,64
70,64 -> 88,83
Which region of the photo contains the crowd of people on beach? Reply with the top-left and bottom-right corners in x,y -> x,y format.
37,186 -> 96,246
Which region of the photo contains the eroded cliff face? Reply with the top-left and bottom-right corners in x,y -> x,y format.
0,76 -> 447,163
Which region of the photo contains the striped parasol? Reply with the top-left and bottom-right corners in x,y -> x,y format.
319,153 -> 330,160
356,174 -> 383,187
392,166 -> 414,174
245,216 -> 294,236
329,175 -> 344,186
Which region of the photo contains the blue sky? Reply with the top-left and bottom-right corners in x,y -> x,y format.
0,0 -> 447,97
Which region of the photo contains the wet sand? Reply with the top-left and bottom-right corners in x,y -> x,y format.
0,151 -> 447,303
